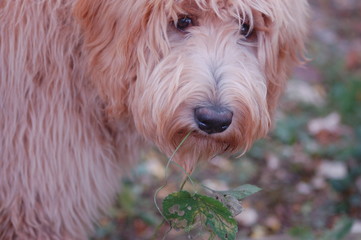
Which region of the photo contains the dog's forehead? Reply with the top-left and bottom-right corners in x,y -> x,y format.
174,0 -> 234,14
172,0 -> 271,22
176,0 -> 227,8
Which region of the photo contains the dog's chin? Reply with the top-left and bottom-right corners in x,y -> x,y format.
156,129 -> 245,173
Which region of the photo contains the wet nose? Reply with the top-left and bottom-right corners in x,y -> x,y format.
194,106 -> 233,134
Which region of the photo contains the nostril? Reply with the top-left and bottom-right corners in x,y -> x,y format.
194,106 -> 233,134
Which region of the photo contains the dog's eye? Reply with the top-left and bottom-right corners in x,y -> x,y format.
176,16 -> 193,31
240,23 -> 254,38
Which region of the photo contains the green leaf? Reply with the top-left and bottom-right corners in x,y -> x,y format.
197,194 -> 238,240
162,191 -> 238,240
162,191 -> 198,231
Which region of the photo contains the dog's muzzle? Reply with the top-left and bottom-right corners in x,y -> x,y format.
194,106 -> 233,134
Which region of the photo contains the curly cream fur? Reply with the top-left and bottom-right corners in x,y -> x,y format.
0,0 -> 308,239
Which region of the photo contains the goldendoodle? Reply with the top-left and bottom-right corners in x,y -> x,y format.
0,0 -> 308,239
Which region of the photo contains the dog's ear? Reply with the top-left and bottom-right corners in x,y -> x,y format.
260,0 -> 309,116
73,0 -> 146,116
73,0 -> 170,117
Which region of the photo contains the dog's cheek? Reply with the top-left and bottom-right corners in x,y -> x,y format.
132,54 -> 181,119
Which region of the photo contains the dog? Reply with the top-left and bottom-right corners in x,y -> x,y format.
0,0 -> 308,239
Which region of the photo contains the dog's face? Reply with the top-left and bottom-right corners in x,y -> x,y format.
75,0 -> 308,172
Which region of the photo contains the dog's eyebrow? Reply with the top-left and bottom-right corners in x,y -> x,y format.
175,0 -> 234,18
176,1 -> 203,16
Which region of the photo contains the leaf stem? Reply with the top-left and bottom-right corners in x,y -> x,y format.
179,176 -> 188,191
152,131 -> 192,238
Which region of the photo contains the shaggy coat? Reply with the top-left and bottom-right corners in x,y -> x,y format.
0,0 -> 308,239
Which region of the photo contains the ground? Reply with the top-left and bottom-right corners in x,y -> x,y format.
91,1 -> 361,239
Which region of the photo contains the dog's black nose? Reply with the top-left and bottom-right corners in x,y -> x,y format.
194,106 -> 233,134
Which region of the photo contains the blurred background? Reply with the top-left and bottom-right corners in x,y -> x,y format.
91,1 -> 361,239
